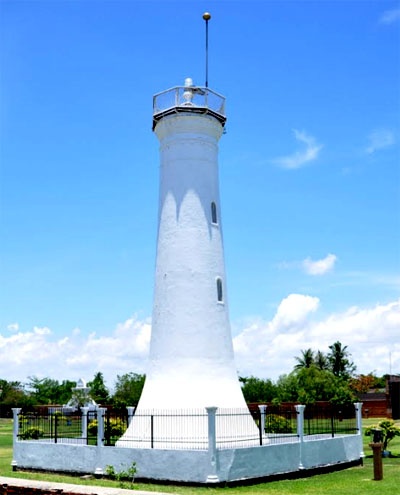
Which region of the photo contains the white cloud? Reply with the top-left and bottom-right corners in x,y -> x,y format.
233,297 -> 400,380
273,129 -> 323,169
33,326 -> 52,336
2,297 -> 400,388
379,8 -> 400,24
7,323 -> 19,332
366,129 -> 395,154
271,294 -> 320,331
0,316 -> 151,387
302,253 -> 337,275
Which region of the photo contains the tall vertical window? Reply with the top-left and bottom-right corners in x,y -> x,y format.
211,202 -> 218,224
216,278 -> 223,303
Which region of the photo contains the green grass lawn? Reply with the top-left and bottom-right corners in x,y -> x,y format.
1,417 -> 399,494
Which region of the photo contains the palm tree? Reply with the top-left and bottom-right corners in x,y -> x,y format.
294,349 -> 315,370
315,350 -> 329,370
328,341 -> 356,379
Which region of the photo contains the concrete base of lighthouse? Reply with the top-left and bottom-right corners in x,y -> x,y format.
116,357 -> 260,449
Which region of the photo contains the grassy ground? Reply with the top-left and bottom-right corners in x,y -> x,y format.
1,417 -> 399,494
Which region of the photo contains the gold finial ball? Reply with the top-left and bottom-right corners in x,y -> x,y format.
203,12 -> 211,21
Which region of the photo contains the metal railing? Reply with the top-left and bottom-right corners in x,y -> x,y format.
304,403 -> 358,438
18,410 -> 96,444
16,403 -> 359,450
260,404 -> 299,445
153,86 -> 225,118
115,408 -> 210,450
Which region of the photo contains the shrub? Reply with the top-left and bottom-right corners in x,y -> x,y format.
365,419 -> 400,451
87,418 -> 126,438
105,462 -> 136,488
107,418 -> 126,437
19,427 -> 45,440
88,419 -> 98,436
265,414 -> 293,434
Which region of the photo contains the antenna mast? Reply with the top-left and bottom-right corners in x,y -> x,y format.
203,12 -> 211,88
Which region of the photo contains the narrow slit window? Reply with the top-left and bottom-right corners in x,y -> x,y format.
211,202 -> 218,224
217,278 -> 223,302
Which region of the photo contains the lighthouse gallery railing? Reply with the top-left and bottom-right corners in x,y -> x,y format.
152,85 -> 226,130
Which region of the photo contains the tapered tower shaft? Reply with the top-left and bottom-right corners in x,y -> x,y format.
117,79 -> 258,448
136,79 -> 246,408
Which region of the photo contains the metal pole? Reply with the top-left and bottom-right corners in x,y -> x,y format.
54,413 -> 58,444
150,414 -> 154,449
203,12 -> 211,88
258,405 -> 267,446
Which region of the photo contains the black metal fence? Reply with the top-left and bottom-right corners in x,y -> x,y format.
16,403 -> 358,449
115,408 -> 210,450
103,409 -> 129,446
18,410 -> 93,444
255,404 -> 299,445
17,409 -> 130,446
304,403 -> 358,437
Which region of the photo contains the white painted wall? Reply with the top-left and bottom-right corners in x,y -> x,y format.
13,435 -> 362,484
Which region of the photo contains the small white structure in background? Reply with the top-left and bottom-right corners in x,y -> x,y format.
63,378 -> 97,413
117,78 -> 259,448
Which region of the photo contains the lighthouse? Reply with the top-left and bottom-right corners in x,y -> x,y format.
117,77 -> 259,448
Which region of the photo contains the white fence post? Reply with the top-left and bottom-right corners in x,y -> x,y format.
127,406 -> 135,426
205,406 -> 219,483
94,407 -> 107,477
354,402 -> 364,458
11,408 -> 21,471
295,405 -> 305,470
96,407 -> 106,447
12,408 -> 21,441
80,407 -> 89,440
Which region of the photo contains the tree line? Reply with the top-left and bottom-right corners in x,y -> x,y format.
241,341 -> 386,405
0,372 -> 145,410
0,341 -> 387,409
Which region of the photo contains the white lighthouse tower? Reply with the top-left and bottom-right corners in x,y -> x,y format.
117,77 -> 259,448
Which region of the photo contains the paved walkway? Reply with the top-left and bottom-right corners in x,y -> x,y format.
0,476 -> 177,494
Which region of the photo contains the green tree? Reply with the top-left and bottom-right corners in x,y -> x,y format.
294,348 -> 315,370
314,350 -> 329,370
112,373 -> 145,408
27,377 -> 60,404
373,374 -> 387,389
27,377 -> 76,405
274,373 -> 299,403
239,376 -> 277,403
0,379 -> 33,408
57,380 -> 77,404
275,368 -> 355,405
87,372 -> 109,404
329,379 -> 356,405
296,367 -> 338,404
327,341 -> 356,379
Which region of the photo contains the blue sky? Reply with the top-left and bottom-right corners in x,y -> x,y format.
1,0 -> 399,387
